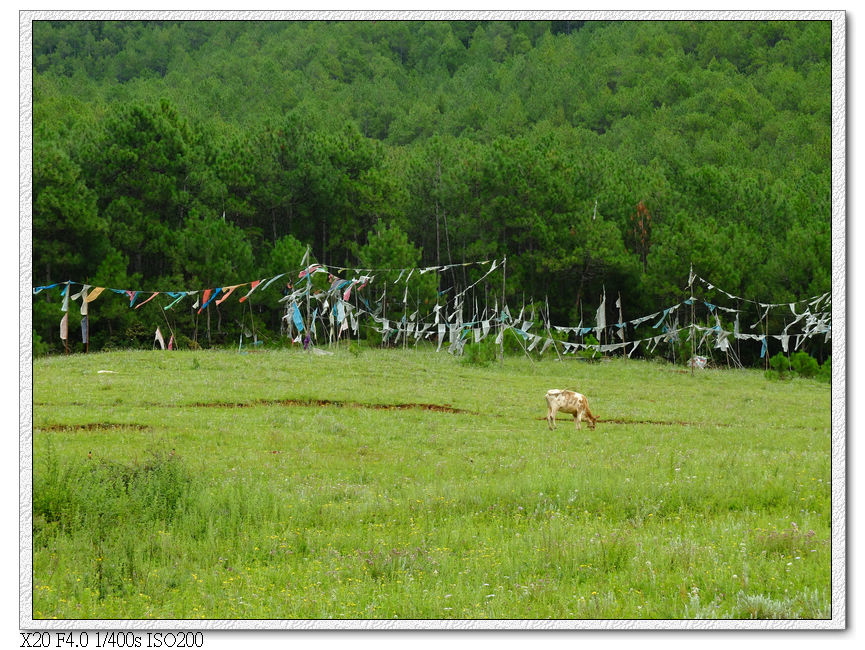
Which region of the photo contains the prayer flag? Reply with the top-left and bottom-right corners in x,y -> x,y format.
215,285 -> 241,306
239,280 -> 262,303
595,290 -> 606,338
292,302 -> 304,332
198,288 -> 222,314
260,274 -> 286,292
33,283 -> 60,294
85,287 -> 106,303
164,293 -> 186,310
135,292 -> 160,309
197,289 -> 212,313
155,327 -> 165,350
59,313 -> 68,340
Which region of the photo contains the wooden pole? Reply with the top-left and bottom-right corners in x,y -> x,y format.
690,266 -> 695,377
546,296 -> 563,362
304,247 -> 311,349
500,257 -> 506,363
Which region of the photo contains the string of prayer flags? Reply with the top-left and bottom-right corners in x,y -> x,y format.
653,308 -> 673,329
198,288 -> 223,314
215,284 -> 242,306
163,292 -> 187,310
33,283 -> 61,294
239,280 -> 261,303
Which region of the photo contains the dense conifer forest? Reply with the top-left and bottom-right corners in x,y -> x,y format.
31,19 -> 832,359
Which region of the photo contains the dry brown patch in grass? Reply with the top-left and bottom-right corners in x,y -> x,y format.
36,423 -> 150,432
191,398 -> 471,413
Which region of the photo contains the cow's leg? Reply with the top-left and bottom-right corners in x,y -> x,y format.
549,405 -> 558,430
574,412 -> 581,431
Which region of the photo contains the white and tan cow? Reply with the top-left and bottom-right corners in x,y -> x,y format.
545,389 -> 597,431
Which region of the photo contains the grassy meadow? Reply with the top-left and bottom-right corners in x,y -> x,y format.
31,347 -> 832,620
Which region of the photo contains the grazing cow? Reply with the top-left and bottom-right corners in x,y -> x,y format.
545,389 -> 597,431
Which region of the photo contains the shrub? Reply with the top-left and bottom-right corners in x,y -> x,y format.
817,356 -> 831,383
765,351 -> 827,382
766,352 -> 792,380
461,339 -> 498,366
790,350 -> 819,378
33,329 -> 50,357
578,334 -> 601,361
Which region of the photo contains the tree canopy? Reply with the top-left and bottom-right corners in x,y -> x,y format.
31,19 -> 832,360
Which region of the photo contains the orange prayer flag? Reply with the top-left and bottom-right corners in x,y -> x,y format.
215,284 -> 243,306
135,292 -> 160,309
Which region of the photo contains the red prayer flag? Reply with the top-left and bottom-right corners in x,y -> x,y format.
197,289 -> 212,314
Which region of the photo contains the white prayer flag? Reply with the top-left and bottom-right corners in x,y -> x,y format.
595,290 -> 606,338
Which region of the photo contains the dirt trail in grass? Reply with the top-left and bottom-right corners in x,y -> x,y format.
537,416 -> 727,427
36,423 -> 151,432
34,402 -> 720,427
191,398 -> 472,414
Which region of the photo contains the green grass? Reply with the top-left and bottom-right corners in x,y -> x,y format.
31,347 -> 832,620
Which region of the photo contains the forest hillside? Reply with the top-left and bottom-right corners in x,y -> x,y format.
31,20 -> 832,359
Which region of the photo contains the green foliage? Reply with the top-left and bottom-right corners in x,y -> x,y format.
766,352 -> 792,380
33,329 -> 50,357
268,235 -> 312,277
817,355 -> 831,383
358,219 -> 438,318
32,349 -> 831,618
31,20 -> 831,366
460,338 -> 498,366
789,350 -> 819,378
33,128 -> 109,283
578,333 -> 601,361
34,441 -> 195,600
765,350 -> 828,382
180,213 -> 254,286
